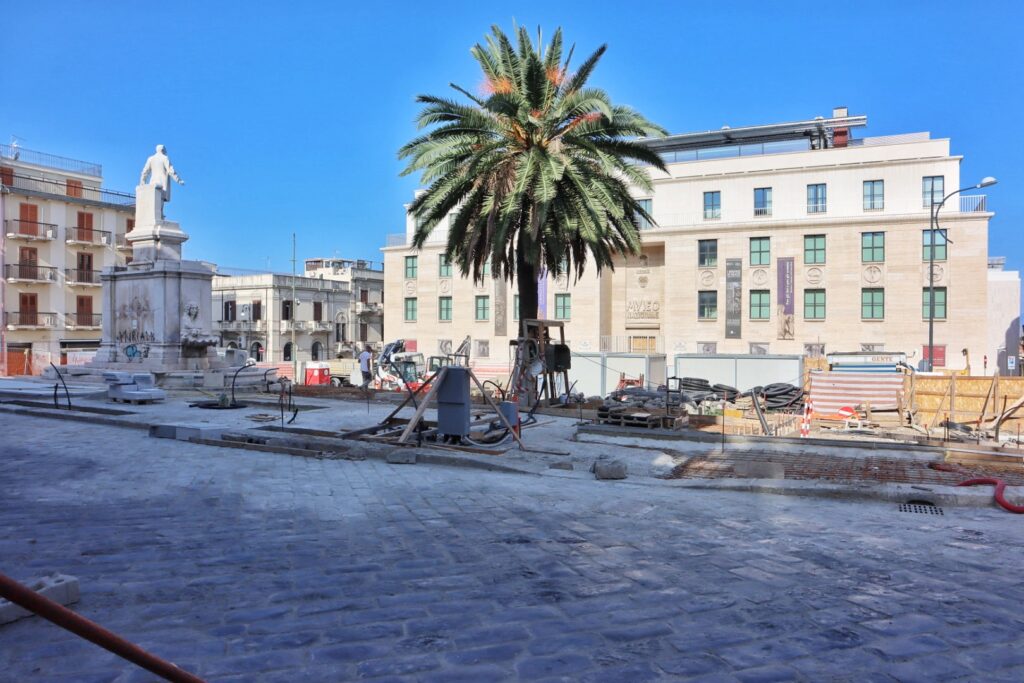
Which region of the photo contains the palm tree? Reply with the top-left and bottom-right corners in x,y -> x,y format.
399,24 -> 667,324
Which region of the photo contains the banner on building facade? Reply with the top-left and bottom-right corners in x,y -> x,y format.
537,268 -> 548,319
493,275 -> 507,337
777,257 -> 795,340
726,258 -> 742,339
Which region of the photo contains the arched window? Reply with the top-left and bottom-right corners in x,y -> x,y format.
227,341 -> 238,350
250,342 -> 264,362
311,341 -> 323,361
283,342 -> 293,361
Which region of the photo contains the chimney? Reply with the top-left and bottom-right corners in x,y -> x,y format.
831,105 -> 850,147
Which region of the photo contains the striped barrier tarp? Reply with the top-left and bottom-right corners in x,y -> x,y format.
808,371 -> 905,415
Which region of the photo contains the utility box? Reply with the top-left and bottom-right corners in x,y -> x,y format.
437,367 -> 471,437
545,344 -> 572,372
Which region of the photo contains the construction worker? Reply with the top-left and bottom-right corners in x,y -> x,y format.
358,345 -> 374,390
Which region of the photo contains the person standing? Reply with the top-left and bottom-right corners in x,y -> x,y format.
358,345 -> 374,389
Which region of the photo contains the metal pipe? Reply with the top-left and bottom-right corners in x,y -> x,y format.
0,572 -> 206,683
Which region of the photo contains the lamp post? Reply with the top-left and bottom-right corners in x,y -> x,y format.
927,176 -> 997,371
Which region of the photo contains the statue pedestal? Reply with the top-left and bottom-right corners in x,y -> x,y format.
127,184 -> 189,261
90,259 -> 221,372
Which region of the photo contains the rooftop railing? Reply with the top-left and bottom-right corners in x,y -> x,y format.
1,171 -> 134,207
1,143 -> 102,176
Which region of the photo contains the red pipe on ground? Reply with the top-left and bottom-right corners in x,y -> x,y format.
956,478 -> 1024,514
0,572 -> 206,683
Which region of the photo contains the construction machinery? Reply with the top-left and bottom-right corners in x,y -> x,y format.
507,319 -> 572,406
376,339 -> 427,391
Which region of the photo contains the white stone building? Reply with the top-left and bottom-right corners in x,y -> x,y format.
1,143 -> 134,375
303,257 -> 385,356
382,107 -> 1019,382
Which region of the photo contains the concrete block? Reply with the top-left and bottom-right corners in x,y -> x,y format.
0,574 -> 79,626
549,461 -> 574,471
386,450 -> 418,465
733,461 -> 786,479
594,460 -> 628,480
202,371 -> 226,389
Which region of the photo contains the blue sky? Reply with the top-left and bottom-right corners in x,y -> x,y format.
2,1 -> 1021,275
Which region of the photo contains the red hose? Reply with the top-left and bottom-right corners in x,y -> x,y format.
956,478 -> 1024,514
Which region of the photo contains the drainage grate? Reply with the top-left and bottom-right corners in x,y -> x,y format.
899,501 -> 944,515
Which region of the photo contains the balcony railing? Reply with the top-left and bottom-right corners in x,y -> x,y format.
807,202 -> 827,214
66,313 -> 102,328
115,234 -> 133,250
5,219 -> 57,240
280,320 -> 307,332
600,335 -> 664,354
356,301 -> 383,315
66,268 -> 102,285
753,206 -> 772,217
1,171 -> 133,207
958,195 -> 988,212
1,143 -> 102,176
66,227 -> 111,246
5,264 -> 58,282
310,320 -> 332,331
5,311 -> 58,328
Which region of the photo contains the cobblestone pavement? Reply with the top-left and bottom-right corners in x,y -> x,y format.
2,414 -> 1023,682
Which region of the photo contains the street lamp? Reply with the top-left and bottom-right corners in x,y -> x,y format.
927,176 -> 998,371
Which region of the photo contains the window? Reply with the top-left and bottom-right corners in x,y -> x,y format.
863,180 -> 884,210
311,341 -> 323,361
438,296 -> 452,321
698,291 -> 718,320
698,239 -> 718,268
861,343 -> 884,353
923,175 -> 945,208
749,343 -> 769,355
439,254 -> 452,277
861,232 -> 885,263
475,340 -> 490,358
283,342 -> 293,362
404,297 -> 417,322
223,300 -> 236,322
750,290 -> 770,320
807,183 -> 827,213
66,179 -> 83,198
922,229 -> 948,261
861,288 -> 884,319
282,299 -> 292,321
513,294 -> 520,321
554,293 -> 571,320
703,191 -> 721,220
475,295 -> 490,321
804,235 -> 826,264
481,259 -> 490,276
404,255 -> 418,279
923,287 -> 947,320
804,289 -> 826,320
805,343 -> 825,358
126,218 -> 135,233
630,336 -> 658,353
251,300 -> 262,321
750,237 -> 771,266
0,166 -> 13,186
359,323 -> 368,341
754,187 -> 772,217
635,198 -> 653,230
313,301 -> 323,322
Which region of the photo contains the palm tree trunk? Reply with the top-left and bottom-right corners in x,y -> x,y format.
516,259 -> 539,330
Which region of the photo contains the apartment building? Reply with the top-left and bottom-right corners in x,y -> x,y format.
211,271 -> 350,364
382,107 -> 1017,380
303,257 -> 385,356
1,143 -> 134,375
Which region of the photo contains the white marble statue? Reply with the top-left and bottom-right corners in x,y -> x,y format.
139,144 -> 185,205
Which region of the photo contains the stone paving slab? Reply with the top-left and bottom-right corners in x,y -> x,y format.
1,413 -> 1023,681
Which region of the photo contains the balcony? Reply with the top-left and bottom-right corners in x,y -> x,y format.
5,219 -> 57,241
66,268 -> 102,286
66,227 -> 111,246
66,313 -> 102,329
310,320 -> 333,332
6,311 -> 58,329
5,264 -> 58,283
0,170 -> 133,208
356,301 -> 383,316
280,320 -> 307,332
115,233 -> 133,250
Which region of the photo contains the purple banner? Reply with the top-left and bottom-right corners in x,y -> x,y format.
537,268 -> 548,319
777,257 -> 795,340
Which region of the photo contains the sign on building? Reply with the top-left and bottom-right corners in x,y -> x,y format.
777,257 -> 794,340
726,259 -> 742,339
